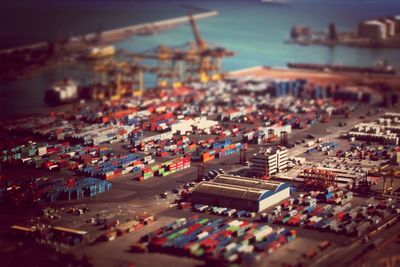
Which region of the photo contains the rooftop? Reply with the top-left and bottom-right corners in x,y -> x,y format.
193,174 -> 289,201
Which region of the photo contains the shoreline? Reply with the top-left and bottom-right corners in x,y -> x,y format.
228,65 -> 400,88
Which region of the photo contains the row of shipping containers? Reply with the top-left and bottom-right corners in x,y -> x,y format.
138,156 -> 191,181
197,142 -> 246,163
0,141 -> 157,182
81,153 -> 148,180
1,177 -> 112,205
265,79 -> 371,103
144,217 -> 296,264
0,141 -> 111,171
263,189 -> 398,237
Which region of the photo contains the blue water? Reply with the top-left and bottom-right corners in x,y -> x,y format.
1,0 -> 400,118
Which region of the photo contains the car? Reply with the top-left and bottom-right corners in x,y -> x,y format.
196,205 -> 209,212
303,249 -> 317,259
318,241 -> 331,251
224,209 -> 237,217
236,210 -> 247,218
260,212 -> 268,220
172,188 -> 179,194
131,242 -> 148,253
217,207 -> 228,215
246,211 -> 256,218
160,192 -> 168,198
210,170 -> 219,177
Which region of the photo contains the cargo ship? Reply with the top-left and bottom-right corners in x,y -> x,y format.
287,62 -> 396,75
44,79 -> 79,105
85,45 -> 116,59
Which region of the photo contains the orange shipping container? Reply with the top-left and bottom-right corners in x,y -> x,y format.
102,116 -> 110,123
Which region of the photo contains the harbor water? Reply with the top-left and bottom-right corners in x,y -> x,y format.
1,0 -> 400,118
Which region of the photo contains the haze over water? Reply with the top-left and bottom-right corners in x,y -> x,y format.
1,0 -> 400,118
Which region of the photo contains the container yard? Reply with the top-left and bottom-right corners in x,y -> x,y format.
1,69 -> 399,267
1,2 -> 400,267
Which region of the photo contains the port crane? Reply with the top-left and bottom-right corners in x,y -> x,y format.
187,12 -> 235,82
368,165 -> 400,195
123,44 -> 194,87
123,12 -> 234,87
302,168 -> 338,189
80,58 -> 149,100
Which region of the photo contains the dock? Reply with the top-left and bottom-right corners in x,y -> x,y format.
228,66 -> 400,88
0,10 -> 219,55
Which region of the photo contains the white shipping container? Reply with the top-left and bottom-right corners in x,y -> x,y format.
21,157 -> 31,163
228,220 -> 242,227
37,147 -> 47,156
224,242 -> 237,252
197,232 -> 208,240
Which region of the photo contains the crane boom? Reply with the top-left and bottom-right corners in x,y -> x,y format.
188,12 -> 207,52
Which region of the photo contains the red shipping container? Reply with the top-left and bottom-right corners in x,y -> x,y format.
67,178 -> 77,187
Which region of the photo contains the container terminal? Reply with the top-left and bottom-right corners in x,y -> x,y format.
1,5 -> 400,267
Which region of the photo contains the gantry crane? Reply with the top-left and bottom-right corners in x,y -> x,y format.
123,43 -> 197,88
123,12 -> 234,87
369,165 -> 400,195
187,12 -> 235,82
79,58 -> 148,100
302,168 -> 338,189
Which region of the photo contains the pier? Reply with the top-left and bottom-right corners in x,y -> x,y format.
0,10 -> 219,55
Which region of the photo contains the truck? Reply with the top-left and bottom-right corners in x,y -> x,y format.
306,141 -> 315,147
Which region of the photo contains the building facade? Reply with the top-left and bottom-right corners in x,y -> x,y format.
358,20 -> 387,41
191,175 -> 291,212
251,146 -> 288,176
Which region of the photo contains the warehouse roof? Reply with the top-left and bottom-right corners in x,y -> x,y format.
193,174 -> 289,201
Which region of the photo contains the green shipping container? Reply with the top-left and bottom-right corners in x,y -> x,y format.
198,218 -> 209,224
151,165 -> 160,171
192,248 -> 204,257
189,243 -> 200,253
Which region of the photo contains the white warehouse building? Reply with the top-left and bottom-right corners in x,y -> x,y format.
191,175 -> 291,212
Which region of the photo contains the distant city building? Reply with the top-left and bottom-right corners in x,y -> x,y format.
251,146 -> 288,176
379,18 -> 396,37
191,174 -> 291,212
393,15 -> 400,35
358,20 -> 387,41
